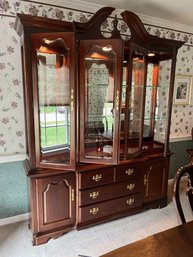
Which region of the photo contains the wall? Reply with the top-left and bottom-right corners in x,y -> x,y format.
169,140 -> 193,179
0,161 -> 28,219
0,0 -> 193,219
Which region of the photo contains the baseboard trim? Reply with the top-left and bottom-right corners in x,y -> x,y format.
168,178 -> 173,185
0,154 -> 28,164
169,135 -> 192,142
168,175 -> 187,186
0,213 -> 29,226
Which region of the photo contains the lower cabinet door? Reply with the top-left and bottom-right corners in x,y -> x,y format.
79,193 -> 142,224
34,172 -> 76,233
144,158 -> 169,203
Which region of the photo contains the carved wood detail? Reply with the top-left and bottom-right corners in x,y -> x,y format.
42,179 -> 71,224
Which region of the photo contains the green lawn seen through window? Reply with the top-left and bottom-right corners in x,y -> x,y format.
41,126 -> 70,148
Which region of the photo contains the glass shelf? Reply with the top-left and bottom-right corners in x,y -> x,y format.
88,84 -> 108,87
144,116 -> 167,121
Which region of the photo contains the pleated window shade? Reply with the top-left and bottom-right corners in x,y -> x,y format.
37,51 -> 70,107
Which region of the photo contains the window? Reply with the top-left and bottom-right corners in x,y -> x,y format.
40,106 -> 70,151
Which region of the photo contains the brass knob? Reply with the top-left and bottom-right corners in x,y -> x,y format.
90,191 -> 99,199
92,174 -> 102,182
127,183 -> 135,191
90,207 -> 99,215
125,169 -> 134,176
126,198 -> 134,205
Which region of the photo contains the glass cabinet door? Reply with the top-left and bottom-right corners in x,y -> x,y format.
142,58 -> 172,153
122,53 -> 146,159
122,47 -> 174,159
128,57 -> 145,154
143,62 -> 158,139
31,32 -> 76,169
79,39 -> 124,164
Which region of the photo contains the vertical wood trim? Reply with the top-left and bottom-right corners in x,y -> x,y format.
164,48 -> 178,156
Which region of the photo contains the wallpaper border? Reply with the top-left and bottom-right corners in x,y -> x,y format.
0,0 -> 193,43
21,0 -> 193,34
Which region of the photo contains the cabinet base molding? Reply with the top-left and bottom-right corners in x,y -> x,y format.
31,196 -> 168,245
32,226 -> 75,246
144,197 -> 168,210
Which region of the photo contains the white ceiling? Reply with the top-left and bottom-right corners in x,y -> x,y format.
76,0 -> 193,27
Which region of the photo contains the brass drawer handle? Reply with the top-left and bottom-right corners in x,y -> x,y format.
71,189 -> 75,202
127,183 -> 135,191
125,169 -> 134,176
71,89 -> 74,111
115,90 -> 120,111
143,166 -> 152,186
92,174 -> 102,182
90,207 -> 99,215
90,191 -> 99,199
144,174 -> 147,186
126,198 -> 135,205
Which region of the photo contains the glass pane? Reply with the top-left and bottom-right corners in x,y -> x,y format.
144,63 -> 156,138
154,60 -> 171,142
36,42 -> 71,165
127,57 -> 145,155
84,45 -> 116,159
142,59 -> 171,151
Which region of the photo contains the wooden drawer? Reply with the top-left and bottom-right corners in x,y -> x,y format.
79,178 -> 142,206
79,193 -> 142,223
116,164 -> 143,182
79,167 -> 114,189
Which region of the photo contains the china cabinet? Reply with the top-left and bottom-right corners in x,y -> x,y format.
15,7 -> 183,245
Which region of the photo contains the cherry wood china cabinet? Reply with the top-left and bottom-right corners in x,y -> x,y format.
15,7 -> 183,245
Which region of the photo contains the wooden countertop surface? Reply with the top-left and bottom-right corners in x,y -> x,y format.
100,221 -> 193,257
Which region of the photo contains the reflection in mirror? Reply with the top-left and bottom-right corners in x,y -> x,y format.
36,39 -> 71,165
84,45 -> 116,159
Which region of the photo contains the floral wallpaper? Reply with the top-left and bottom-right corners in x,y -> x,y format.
0,0 -> 193,156
171,45 -> 193,137
0,15 -> 25,155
